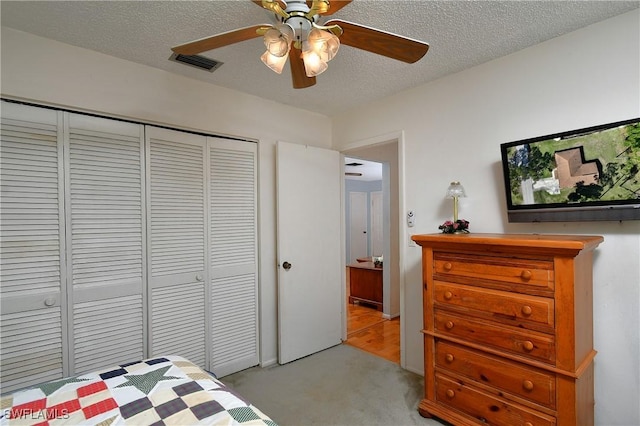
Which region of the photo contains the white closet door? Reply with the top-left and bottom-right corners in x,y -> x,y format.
0,102 -> 67,392
66,113 -> 145,374
209,138 -> 258,377
146,127 -> 208,368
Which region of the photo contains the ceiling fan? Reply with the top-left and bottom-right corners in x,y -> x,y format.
171,0 -> 429,89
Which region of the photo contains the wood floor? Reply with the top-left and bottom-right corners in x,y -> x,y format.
345,302 -> 400,364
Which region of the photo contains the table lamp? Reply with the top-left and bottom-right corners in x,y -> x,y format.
445,181 -> 466,222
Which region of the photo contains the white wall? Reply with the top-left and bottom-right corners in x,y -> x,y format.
332,10 -> 640,425
3,9 -> 640,423
0,27 -> 333,369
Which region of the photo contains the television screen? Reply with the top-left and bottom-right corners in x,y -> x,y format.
500,118 -> 640,222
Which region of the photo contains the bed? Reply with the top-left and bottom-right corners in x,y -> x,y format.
0,355 -> 276,425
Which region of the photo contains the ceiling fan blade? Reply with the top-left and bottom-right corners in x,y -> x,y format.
172,24 -> 271,56
319,0 -> 352,16
305,0 -> 351,17
252,0 -> 289,19
289,46 -> 316,89
325,19 -> 429,63
252,0 -> 287,10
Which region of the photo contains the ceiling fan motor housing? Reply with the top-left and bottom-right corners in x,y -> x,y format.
287,15 -> 313,44
282,1 -> 316,44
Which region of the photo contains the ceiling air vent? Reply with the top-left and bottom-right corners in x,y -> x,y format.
169,53 -> 223,72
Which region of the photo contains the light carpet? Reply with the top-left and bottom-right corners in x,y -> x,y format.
221,344 -> 448,426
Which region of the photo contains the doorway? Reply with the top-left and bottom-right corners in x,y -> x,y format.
342,145 -> 401,364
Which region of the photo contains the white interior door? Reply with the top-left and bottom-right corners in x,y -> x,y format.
370,191 -> 383,256
349,191 -> 368,262
276,141 -> 342,364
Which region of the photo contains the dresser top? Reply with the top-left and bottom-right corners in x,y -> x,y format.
411,233 -> 603,252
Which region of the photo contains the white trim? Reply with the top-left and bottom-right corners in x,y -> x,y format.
203,138 -> 212,373
61,111 -> 74,375
57,110 -> 70,377
139,124 -> 148,360
1,96 -> 256,144
340,130 -> 407,368
340,155 -> 347,342
340,130 -> 405,152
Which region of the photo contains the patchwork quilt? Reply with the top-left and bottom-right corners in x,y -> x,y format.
0,356 -> 277,426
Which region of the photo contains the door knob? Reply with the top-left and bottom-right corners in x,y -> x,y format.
282,261 -> 292,271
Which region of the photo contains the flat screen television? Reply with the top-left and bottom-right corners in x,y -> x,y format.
500,118 -> 640,222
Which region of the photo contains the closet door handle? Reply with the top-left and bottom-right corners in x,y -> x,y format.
195,274 -> 203,282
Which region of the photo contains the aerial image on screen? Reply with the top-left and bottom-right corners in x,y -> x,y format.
503,119 -> 640,210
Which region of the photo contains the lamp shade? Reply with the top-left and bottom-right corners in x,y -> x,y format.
264,28 -> 290,57
307,28 -> 340,62
261,50 -> 289,74
445,181 -> 466,198
301,41 -> 328,77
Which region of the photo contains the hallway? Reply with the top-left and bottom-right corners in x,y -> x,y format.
345,303 -> 400,364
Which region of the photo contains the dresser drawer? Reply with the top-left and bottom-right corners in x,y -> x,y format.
436,341 -> 556,409
435,311 -> 555,364
435,373 -> 556,426
434,253 -> 554,293
434,281 -> 555,330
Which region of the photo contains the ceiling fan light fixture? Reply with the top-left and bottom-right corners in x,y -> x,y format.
301,41 -> 327,77
277,23 -> 294,43
261,50 -> 289,74
263,28 -> 290,57
307,28 -> 339,62
172,0 -> 429,89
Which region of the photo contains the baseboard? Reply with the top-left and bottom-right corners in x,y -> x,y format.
260,358 -> 278,368
404,365 -> 424,376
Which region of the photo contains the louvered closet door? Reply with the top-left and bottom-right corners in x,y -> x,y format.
146,127 -> 207,368
209,138 -> 259,377
66,113 -> 145,374
0,102 -> 67,393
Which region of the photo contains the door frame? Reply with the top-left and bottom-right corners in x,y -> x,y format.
341,131 -> 407,368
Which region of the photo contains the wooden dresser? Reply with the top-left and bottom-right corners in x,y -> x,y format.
348,261 -> 383,311
411,233 -> 603,426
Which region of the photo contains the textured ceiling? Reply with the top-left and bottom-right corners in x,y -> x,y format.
1,1 -> 638,117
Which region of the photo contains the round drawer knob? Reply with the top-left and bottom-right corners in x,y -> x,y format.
522,340 -> 534,352
446,389 -> 455,399
443,262 -> 452,271
521,305 -> 533,316
445,353 -> 454,363
444,291 -> 453,300
523,380 -> 534,391
445,321 -> 455,330
520,270 -> 532,281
